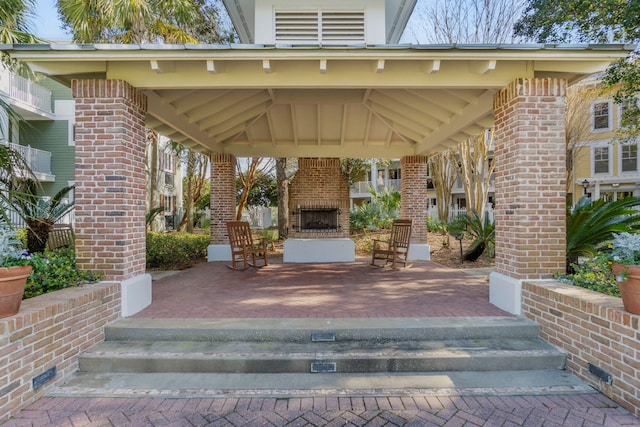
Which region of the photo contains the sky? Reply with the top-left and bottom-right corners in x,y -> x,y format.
32,0 -> 72,41
31,0 -> 419,44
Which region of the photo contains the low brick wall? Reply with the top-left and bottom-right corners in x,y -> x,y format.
0,282 -> 121,422
522,281 -> 639,416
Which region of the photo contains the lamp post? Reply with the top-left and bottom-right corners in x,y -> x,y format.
582,179 -> 590,196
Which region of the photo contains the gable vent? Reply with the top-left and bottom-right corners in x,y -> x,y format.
275,10 -> 365,45
321,12 -> 365,43
275,12 -> 319,42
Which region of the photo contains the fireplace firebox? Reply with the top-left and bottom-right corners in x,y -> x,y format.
295,208 -> 340,232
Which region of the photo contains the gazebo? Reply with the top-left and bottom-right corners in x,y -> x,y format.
2,40 -> 632,316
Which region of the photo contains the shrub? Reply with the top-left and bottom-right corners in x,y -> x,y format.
24,248 -> 102,299
555,254 -> 620,297
146,232 -> 209,270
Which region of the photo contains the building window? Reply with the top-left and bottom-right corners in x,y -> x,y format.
592,101 -> 612,131
621,144 -> 638,173
619,97 -> 640,129
593,145 -> 610,175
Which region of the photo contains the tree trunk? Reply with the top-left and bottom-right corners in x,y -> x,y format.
456,129 -> 495,222
26,218 -> 53,254
276,158 -> 289,238
428,151 -> 457,222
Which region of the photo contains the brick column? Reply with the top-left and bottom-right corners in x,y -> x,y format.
72,80 -> 147,282
491,78 -> 567,313
400,155 -> 430,260
208,154 -> 236,260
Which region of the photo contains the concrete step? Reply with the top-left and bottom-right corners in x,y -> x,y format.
104,316 -> 541,343
52,370 -> 594,398
79,337 -> 565,374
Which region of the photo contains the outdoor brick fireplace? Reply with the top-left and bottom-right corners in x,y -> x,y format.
285,158 -> 353,262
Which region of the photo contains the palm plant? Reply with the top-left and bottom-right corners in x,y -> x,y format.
448,209 -> 495,261
12,181 -> 75,253
566,196 -> 640,268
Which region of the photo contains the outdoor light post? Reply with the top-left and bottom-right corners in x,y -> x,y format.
582,179 -> 590,196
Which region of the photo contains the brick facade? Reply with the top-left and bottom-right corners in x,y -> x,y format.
400,156 -> 428,243
210,154 -> 237,244
493,78 -> 567,279
289,158 -> 350,239
522,281 -> 640,417
0,283 -> 121,422
72,80 -> 148,281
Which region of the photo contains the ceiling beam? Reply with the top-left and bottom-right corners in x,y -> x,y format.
195,92 -> 271,128
416,89 -> 496,152
171,89 -> 232,114
206,101 -> 272,137
145,90 -> 220,152
186,89 -> 264,123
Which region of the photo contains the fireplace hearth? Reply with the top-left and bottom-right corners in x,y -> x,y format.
295,208 -> 340,232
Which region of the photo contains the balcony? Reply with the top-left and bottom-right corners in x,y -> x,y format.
9,143 -> 55,182
0,65 -> 53,119
351,179 -> 401,196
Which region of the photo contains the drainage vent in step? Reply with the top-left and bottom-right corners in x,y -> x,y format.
311,332 -> 336,342
310,362 -> 337,373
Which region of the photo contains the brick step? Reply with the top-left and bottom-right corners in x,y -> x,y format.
79,337 -> 565,374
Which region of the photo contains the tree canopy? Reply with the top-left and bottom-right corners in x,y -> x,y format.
515,0 -> 640,139
514,0 -> 640,43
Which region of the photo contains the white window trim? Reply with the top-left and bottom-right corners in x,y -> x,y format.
591,140 -> 612,176
591,99 -> 613,133
618,142 -> 639,175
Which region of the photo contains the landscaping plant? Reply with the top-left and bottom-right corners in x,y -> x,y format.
566,196 -> 640,270
146,232 -> 209,270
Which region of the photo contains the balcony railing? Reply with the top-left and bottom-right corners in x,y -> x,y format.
351,179 -> 401,194
0,66 -> 52,113
9,143 -> 53,177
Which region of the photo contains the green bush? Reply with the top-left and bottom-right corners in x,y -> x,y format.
555,254 -> 620,297
24,248 -> 102,299
146,232 -> 209,270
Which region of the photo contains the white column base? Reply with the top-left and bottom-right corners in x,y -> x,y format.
408,243 -> 430,261
121,273 -> 152,317
284,238 -> 355,263
208,244 -> 231,261
489,272 -> 522,315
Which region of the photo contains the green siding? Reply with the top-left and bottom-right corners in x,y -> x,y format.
20,120 -> 75,197
38,77 -> 73,102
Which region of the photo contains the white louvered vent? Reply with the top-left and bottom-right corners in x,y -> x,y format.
275,12 -> 319,42
321,12 -> 365,43
275,10 -> 365,45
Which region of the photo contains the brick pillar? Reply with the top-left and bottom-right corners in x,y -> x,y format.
209,154 -> 236,245
491,78 -> 567,314
400,156 -> 430,260
72,80 -> 147,282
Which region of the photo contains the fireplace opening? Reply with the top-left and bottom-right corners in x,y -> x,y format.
297,208 -> 340,232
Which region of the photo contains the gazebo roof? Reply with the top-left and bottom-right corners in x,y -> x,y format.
3,43 -> 634,158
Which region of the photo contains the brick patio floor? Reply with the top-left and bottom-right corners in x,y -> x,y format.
135,259 -> 508,318
5,394 -> 640,426
5,260 -> 640,426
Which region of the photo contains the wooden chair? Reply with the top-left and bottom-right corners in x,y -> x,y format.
226,221 -> 269,270
370,219 -> 412,269
46,224 -> 75,250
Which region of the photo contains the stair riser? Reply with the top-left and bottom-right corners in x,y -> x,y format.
79,354 -> 566,374
104,325 -> 540,343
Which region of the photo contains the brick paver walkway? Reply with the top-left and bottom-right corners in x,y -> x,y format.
5,394 -> 640,426
136,259 -> 507,318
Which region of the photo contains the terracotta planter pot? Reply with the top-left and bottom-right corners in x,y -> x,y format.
0,265 -> 32,318
612,263 -> 640,315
